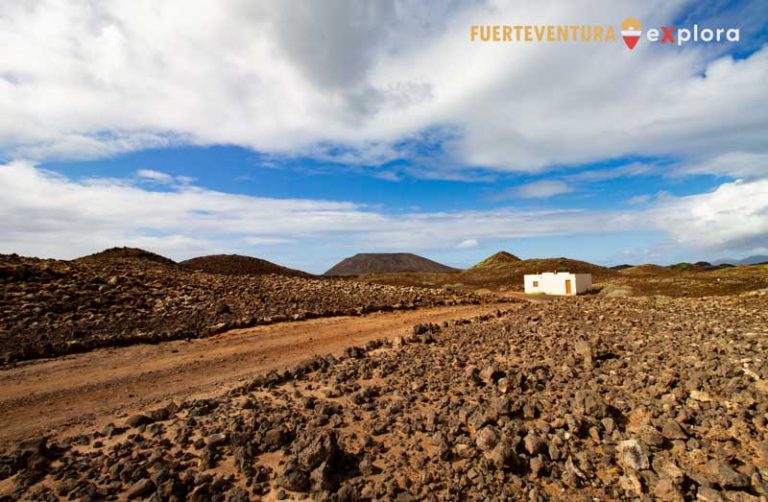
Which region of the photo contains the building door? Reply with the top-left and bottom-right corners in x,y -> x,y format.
565,279 -> 572,295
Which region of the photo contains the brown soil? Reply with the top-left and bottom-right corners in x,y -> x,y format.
0,303 -> 507,449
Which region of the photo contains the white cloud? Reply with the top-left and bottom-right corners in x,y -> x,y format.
0,161 -> 380,259
1,163 -> 764,266
136,169 -> 173,184
678,151 -> 768,178
456,239 -> 479,249
0,0 -> 765,180
566,163 -> 658,182
651,179 -> 768,251
244,237 -> 294,245
507,180 -> 573,199
135,169 -> 194,187
627,194 -> 651,205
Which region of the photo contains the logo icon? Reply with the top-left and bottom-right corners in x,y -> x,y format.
621,18 -> 642,49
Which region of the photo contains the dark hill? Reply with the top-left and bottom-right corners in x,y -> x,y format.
76,247 -> 176,267
324,253 -> 459,276
181,254 -> 312,278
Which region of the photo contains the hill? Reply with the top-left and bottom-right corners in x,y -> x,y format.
623,262 -> 733,275
324,253 -> 459,276
76,247 -> 177,267
458,255 -> 614,289
468,251 -> 521,270
666,261 -> 735,272
618,264 -> 674,276
181,254 -> 312,278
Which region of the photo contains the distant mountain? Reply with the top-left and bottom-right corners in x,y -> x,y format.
324,253 -> 459,276
181,254 -> 312,278
76,247 -> 177,267
713,255 -> 768,266
623,261 -> 739,275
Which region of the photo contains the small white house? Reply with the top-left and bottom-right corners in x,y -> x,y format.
524,272 -> 592,296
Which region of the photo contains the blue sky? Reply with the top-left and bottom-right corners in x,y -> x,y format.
1,0 -> 766,273
38,147 -> 724,213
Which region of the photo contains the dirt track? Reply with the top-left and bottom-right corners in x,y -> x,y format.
0,303 -> 511,448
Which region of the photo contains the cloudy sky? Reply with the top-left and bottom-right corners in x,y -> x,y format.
1,0 -> 766,272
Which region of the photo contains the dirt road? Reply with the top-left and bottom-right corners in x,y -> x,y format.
0,303 -> 513,448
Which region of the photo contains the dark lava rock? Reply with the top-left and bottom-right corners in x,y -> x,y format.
277,468 -> 310,492
704,460 -> 751,490
126,479 -> 155,499
298,431 -> 338,471
125,414 -> 154,428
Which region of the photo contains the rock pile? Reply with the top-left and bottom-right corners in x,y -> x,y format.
1,293 -> 766,500
0,253 -> 481,365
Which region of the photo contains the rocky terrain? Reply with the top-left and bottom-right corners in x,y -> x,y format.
603,264 -> 768,298
325,253 -> 460,276
0,253 -> 480,365
348,252 -> 768,298
351,253 -> 617,291
2,292 -> 766,501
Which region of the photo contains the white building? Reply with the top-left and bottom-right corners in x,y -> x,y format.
524,272 -> 592,296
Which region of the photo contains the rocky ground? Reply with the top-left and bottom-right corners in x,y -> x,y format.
0,254 -> 481,365
601,265 -> 768,298
1,292 -> 766,501
351,258 -> 768,298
